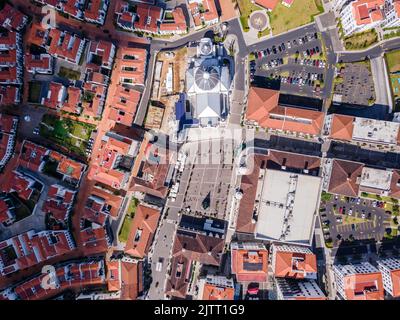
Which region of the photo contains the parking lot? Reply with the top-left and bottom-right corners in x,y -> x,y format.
333,62 -> 376,106
250,29 -> 328,99
319,194 -> 391,247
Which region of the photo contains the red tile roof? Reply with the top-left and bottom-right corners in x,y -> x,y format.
272,245 -> 317,279
62,86 -> 81,114
343,272 -> 384,300
47,29 -> 84,63
18,140 -> 48,172
202,283 -> 235,300
1,171 -> 35,201
231,244 -> 268,282
49,151 -> 85,181
0,230 -> 75,276
255,0 -> 280,10
166,231 -> 224,299
42,81 -> 65,109
159,7 -> 187,33
108,85 -> 140,126
0,86 -> 18,105
329,114 -> 355,141
124,204 -> 161,258
247,86 -> 324,136
135,4 -> 162,33
352,0 -> 384,25
0,4 -> 27,31
328,159 -> 364,197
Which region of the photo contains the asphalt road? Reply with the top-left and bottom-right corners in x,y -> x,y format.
337,37 -> 400,62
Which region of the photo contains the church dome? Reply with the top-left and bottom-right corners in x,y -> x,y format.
195,66 -> 219,91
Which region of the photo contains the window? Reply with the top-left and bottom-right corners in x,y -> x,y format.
134,229 -> 142,242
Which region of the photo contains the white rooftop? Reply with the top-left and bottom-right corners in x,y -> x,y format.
352,118 -> 400,145
255,169 -> 321,245
360,167 -> 392,191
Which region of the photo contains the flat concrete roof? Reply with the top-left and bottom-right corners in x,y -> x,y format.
360,167 -> 392,191
352,118 -> 400,145
255,169 -> 321,245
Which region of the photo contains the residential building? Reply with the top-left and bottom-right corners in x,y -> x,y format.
333,262 -> 384,300
324,114 -> 400,149
275,278 -> 326,300
2,170 -> 38,201
159,7 -> 188,35
117,46 -> 148,86
0,196 -> 16,225
130,138 -> 171,198
0,114 -> 18,170
338,0 -> 400,36
12,260 -> 105,300
377,257 -> 400,297
0,230 -> 75,276
231,242 -> 269,282
47,28 -> 86,64
324,158 -> 400,199
42,184 -> 76,224
47,151 -> 86,186
106,255 -> 143,300
134,4 -> 163,34
84,0 -> 110,25
0,86 -> 20,105
187,0 -> 219,27
41,82 -> 67,110
165,225 -> 225,299
0,4 -> 28,31
197,275 -> 235,300
246,86 -> 325,137
271,244 -> 318,279
25,53 -> 53,74
108,85 -> 141,126
124,204 -> 161,259
88,131 -> 140,190
87,39 -> 115,70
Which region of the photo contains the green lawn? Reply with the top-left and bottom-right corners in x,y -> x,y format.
386,50 -> 400,73
58,66 -> 81,80
236,0 -> 263,32
344,29 -> 378,50
118,198 -> 139,243
268,0 -> 323,35
40,114 -> 95,157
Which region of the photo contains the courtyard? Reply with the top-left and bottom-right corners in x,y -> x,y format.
39,114 -> 95,157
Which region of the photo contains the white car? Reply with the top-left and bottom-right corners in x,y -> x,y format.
156,258 -> 164,272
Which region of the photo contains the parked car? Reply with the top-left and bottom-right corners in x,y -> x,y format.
33,127 -> 40,135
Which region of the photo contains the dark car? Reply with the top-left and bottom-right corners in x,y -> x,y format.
266,48 -> 271,55
316,46 -> 320,53
272,46 -> 277,54
281,43 -> 286,50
